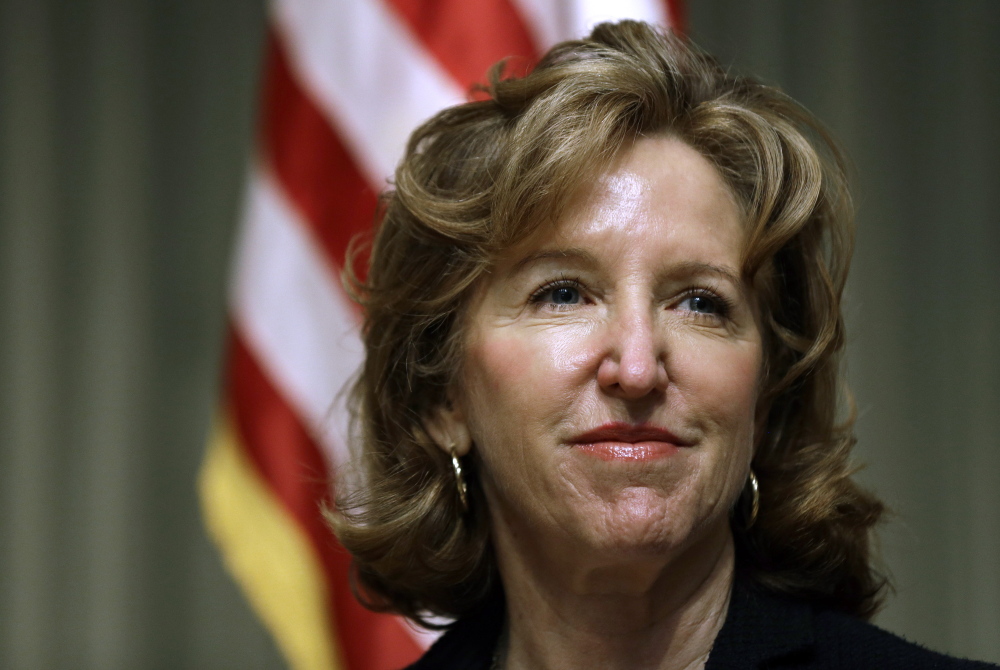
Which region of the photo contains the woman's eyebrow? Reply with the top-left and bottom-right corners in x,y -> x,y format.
506,248 -> 598,277
506,254 -> 742,286
668,261 -> 742,286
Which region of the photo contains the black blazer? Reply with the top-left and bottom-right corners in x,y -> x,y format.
407,578 -> 998,669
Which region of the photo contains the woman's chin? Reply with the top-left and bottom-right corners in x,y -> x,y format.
543,502 -> 733,596
563,487 -> 725,563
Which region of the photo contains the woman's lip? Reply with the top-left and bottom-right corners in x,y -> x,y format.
574,441 -> 680,461
570,422 -> 690,446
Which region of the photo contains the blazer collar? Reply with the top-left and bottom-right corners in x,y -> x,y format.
410,575 -> 816,669
706,575 -> 816,669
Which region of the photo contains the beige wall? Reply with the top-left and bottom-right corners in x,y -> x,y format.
0,1 -> 283,667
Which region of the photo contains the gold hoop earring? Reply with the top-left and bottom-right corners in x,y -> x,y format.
450,446 -> 468,512
746,469 -> 760,529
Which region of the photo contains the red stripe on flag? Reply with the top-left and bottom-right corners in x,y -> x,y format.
261,30 -> 378,277
665,0 -> 686,35
226,329 -> 423,670
386,0 -> 539,89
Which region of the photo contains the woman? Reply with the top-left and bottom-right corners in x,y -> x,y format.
331,21 -> 997,670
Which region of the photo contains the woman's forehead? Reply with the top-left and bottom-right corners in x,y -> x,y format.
491,137 -> 745,268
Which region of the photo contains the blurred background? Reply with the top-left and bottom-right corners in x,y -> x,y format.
1,0 -> 997,668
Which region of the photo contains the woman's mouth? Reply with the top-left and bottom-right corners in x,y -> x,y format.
570,423 -> 690,461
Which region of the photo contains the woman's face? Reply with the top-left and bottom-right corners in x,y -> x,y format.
444,136 -> 762,573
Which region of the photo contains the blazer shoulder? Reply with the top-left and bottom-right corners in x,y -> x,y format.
813,609 -> 999,669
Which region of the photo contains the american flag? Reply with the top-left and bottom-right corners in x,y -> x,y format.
200,1 -> 683,668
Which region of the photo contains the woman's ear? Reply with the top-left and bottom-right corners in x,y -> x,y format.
423,401 -> 472,457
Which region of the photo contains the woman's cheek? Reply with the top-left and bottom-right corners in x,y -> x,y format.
546,324 -> 602,378
469,324 -> 593,398
718,342 -> 763,413
676,333 -> 760,398
467,332 -> 536,398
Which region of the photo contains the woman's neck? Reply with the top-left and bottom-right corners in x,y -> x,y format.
493,524 -> 735,670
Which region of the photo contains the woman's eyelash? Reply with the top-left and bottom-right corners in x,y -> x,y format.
528,277 -> 584,303
527,280 -> 735,317
677,288 -> 734,318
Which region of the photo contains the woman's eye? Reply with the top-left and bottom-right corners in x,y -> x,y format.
532,283 -> 583,306
679,294 -> 722,315
547,286 -> 581,305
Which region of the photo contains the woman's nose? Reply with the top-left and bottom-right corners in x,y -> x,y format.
596,308 -> 668,399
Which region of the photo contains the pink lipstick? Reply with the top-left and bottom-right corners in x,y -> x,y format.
570,423 -> 689,462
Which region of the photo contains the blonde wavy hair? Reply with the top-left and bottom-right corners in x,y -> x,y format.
330,19 -> 887,626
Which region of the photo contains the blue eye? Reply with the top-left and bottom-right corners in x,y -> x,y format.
531,281 -> 584,306
681,294 -> 721,314
548,286 -> 581,305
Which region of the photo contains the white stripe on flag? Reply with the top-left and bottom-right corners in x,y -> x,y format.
228,164 -> 451,648
511,0 -> 670,48
271,0 -> 466,190
230,164 -> 362,468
